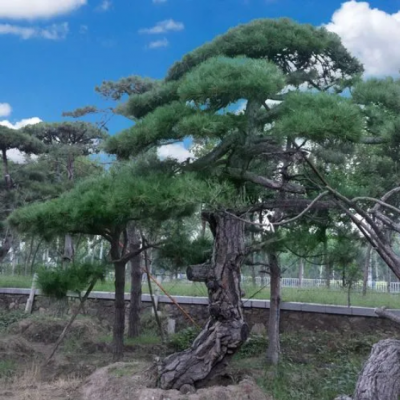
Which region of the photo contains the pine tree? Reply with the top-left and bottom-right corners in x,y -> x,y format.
104,18 -> 363,388
8,160 -> 210,360
24,121 -> 107,264
0,125 -> 44,263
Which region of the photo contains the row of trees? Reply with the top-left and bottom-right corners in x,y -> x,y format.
3,17 -> 400,397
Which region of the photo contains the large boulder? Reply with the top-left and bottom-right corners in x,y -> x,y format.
82,362 -> 271,400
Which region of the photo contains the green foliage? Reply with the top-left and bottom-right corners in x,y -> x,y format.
166,18 -> 362,85
24,121 -> 107,154
96,75 -> 158,101
178,56 -> 285,108
157,233 -> 213,270
354,78 -> 400,147
353,77 -> 400,113
0,125 -> 44,154
177,113 -> 241,140
36,261 -> 107,299
8,163 -> 208,238
106,102 -> 193,158
275,91 -> 363,142
127,80 -> 180,119
168,327 -> 201,352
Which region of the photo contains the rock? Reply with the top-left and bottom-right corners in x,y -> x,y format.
81,362 -> 271,400
180,384 -> 195,394
8,302 -> 16,310
334,397 -> 352,400
250,323 -> 267,336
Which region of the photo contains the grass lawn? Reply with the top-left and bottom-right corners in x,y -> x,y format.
1,274 -> 400,308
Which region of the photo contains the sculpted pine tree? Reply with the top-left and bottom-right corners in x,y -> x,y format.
106,19 -> 363,388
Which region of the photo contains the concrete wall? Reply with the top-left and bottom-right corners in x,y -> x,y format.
1,288 -> 399,335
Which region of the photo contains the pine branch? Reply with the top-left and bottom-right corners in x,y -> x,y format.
226,168 -> 305,194
273,191 -> 330,226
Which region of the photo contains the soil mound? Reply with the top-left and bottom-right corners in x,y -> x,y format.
0,336 -> 36,361
9,317 -> 103,345
81,362 -> 271,400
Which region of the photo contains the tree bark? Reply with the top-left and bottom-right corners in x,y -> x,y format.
0,233 -> 12,264
158,212 -> 248,390
144,248 -> 165,343
363,245 -> 372,296
62,234 -> 74,265
298,258 -> 304,287
30,238 -> 42,274
266,250 -> 281,365
186,264 -> 211,282
127,224 -> 142,338
353,339 -> 400,400
25,236 -> 34,275
323,238 -> 331,288
111,240 -> 126,361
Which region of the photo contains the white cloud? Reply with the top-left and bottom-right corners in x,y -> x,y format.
0,103 -> 11,117
97,0 -> 112,12
0,22 -> 69,40
326,1 -> 400,75
0,117 -> 42,130
149,38 -> 169,49
139,19 -> 184,34
0,24 -> 36,39
41,23 -> 69,40
235,99 -> 281,114
0,0 -> 86,20
0,117 -> 42,163
158,143 -> 193,162
6,149 -> 31,163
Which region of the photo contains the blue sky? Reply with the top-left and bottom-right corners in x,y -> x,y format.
1,0 -> 400,146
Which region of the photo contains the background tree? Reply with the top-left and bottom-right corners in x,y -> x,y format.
63,82 -> 156,338
0,125 -> 44,264
23,121 -> 107,264
8,160 -> 213,360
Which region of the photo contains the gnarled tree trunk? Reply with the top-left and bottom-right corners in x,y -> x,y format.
0,233 -> 12,264
158,212 -> 249,390
266,249 -> 281,365
63,234 -> 74,265
127,224 -> 142,338
353,339 -> 400,400
110,240 -> 126,361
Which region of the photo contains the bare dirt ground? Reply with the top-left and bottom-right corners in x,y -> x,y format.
0,316 -> 118,400
1,312 -> 397,400
0,314 -> 270,400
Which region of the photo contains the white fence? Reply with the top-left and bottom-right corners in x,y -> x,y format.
241,277 -> 400,293
106,272 -> 400,293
